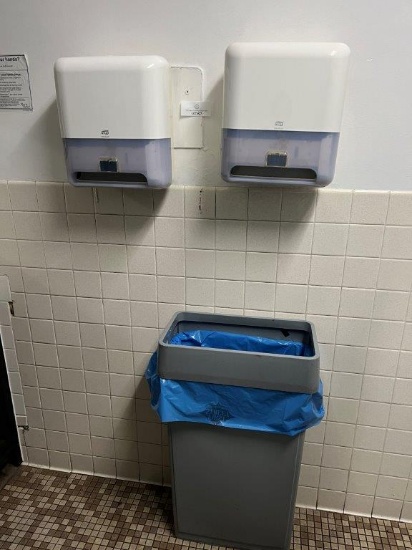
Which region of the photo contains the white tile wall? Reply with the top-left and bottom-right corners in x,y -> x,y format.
0,182 -> 412,522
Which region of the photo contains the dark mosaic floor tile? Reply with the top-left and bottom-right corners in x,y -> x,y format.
0,467 -> 411,549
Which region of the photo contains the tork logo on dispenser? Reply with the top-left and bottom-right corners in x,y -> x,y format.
221,42 -> 350,187
54,55 -> 172,188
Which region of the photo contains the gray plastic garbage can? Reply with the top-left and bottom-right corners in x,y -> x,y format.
158,312 -> 320,550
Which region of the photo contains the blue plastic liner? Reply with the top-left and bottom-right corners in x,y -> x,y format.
145,330 -> 324,436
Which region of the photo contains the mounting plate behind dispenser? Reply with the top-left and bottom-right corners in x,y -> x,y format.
221,42 -> 350,187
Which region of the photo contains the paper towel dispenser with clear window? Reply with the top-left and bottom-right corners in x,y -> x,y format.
221,43 -> 350,187
54,55 -> 172,188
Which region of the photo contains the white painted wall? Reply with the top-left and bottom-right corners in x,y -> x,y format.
1,0 -> 411,190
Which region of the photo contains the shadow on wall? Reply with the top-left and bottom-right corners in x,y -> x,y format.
10,100 -> 66,182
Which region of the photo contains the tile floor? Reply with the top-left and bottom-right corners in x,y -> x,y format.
0,467 -> 411,550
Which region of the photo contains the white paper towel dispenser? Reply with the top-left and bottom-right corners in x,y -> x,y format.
54,55 -> 172,188
221,43 -> 350,187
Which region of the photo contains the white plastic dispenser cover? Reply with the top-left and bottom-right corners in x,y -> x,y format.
54,55 -> 171,188
221,43 -> 350,187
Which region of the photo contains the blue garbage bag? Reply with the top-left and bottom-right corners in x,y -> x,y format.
145,330 -> 324,436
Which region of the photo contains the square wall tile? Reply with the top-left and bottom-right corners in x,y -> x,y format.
216,220 -> 246,251
77,297 -> 104,324
154,187 -> 184,217
246,252 -> 276,283
215,250 -> 245,281
30,319 -> 55,344
377,259 -> 412,291
347,471 -> 378,496
248,188 -> 281,221
216,187 -> 248,220
346,225 -> 384,257
339,288 -> 375,318
307,286 -> 340,316
82,347 -> 108,372
185,219 -> 214,249
186,278 -> 214,307
58,345 -> 82,370
79,323 -> 106,348
9,181 -> 38,211
125,216 -> 155,246
132,327 -> 158,353
315,189 -> 352,223
336,317 -> 370,347
129,274 -> 156,302
44,242 -> 72,269
185,249 -> 215,279
312,224 -> 348,256
342,257 -> 380,289
51,296 -> 78,322
354,425 -> 386,451
71,243 -> 99,271
155,217 -> 185,248
382,226 -> 412,259
361,375 -> 395,403
248,221 -> 280,253
157,276 -> 185,304
351,449 -> 382,474
372,498 -> 403,521
333,345 -> 367,374
101,272 -> 128,300
365,348 -> 399,377
36,182 -> 65,213
17,241 -> 45,268
40,213 -> 69,242
326,397 -> 359,424
368,320 -> 403,349
98,244 -> 127,272
103,299 -> 130,326
96,215 -> 125,244
155,247 -> 184,277
215,280 -> 244,309
275,284 -> 307,314
123,188 -> 153,216
22,268 -> 49,294
387,191 -> 412,226
95,188 -> 123,215
277,254 -> 310,285
350,191 -> 389,225
309,255 -> 344,287
67,214 -> 97,243
278,222 -> 312,254
106,325 -> 132,351
344,494 -> 374,517
330,372 -> 362,399
74,271 -> 102,299
13,212 -> 42,240
48,269 -> 75,296
0,181 -> 11,210
184,187 -> 215,219
26,294 -> 52,319
130,301 -> 157,328
64,184 -> 94,213
281,190 -> 316,222
0,212 -> 15,239
244,282 -> 275,312
373,290 -> 409,321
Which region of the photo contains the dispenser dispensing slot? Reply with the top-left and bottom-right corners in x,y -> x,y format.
230,166 -> 317,180
74,172 -> 148,184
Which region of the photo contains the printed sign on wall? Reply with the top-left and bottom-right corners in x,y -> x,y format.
0,54 -> 33,110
